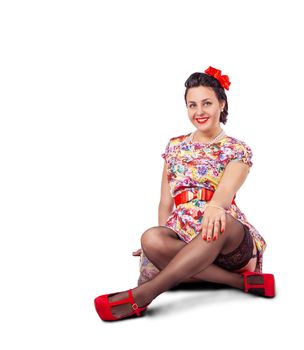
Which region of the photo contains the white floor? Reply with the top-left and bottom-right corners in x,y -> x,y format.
1,247 -> 300,350
88,270 -> 297,350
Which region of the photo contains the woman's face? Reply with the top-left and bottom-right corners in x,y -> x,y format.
186,86 -> 225,132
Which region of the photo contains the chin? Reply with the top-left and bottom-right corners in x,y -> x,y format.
195,123 -> 211,129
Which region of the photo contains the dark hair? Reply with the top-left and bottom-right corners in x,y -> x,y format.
184,72 -> 229,124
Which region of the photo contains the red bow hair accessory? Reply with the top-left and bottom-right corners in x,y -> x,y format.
204,66 -> 231,90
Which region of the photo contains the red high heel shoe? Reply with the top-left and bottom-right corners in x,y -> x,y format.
241,271 -> 275,298
94,289 -> 150,321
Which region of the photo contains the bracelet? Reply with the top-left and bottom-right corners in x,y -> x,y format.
204,204 -> 226,211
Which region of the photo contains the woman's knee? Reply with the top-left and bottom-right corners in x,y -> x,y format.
218,214 -> 245,253
140,226 -> 167,254
140,226 -> 179,255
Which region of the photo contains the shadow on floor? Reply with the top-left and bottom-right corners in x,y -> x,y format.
168,281 -> 233,291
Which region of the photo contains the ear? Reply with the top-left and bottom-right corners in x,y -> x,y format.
220,101 -> 226,111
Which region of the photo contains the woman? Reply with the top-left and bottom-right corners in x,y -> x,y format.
94,66 -> 276,322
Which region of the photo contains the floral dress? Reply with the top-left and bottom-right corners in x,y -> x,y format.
138,131 -> 267,285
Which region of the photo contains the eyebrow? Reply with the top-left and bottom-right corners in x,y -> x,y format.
188,98 -> 211,104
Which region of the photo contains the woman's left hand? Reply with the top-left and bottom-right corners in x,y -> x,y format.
201,205 -> 226,242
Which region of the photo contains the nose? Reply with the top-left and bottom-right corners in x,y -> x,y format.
196,105 -> 206,116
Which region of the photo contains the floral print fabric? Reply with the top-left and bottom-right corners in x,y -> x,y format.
138,131 -> 267,285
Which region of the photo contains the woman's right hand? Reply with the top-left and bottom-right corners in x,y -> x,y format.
132,248 -> 142,256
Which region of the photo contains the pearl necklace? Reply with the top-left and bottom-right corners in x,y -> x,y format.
190,129 -> 226,147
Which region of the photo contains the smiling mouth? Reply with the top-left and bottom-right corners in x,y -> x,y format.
196,117 -> 209,124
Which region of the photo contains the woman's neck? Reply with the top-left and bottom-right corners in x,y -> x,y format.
193,128 -> 223,143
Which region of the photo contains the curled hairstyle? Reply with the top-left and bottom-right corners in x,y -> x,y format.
184,72 -> 229,124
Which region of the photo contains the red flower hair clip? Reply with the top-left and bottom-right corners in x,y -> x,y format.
204,66 -> 231,90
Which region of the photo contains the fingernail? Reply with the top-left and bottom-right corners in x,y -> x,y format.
203,235 -> 207,240
213,236 -> 217,241
207,237 -> 211,241
221,228 -> 225,233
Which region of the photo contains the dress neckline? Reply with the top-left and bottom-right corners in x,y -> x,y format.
186,131 -> 228,145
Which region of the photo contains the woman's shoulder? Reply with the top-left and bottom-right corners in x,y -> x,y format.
224,135 -> 254,167
167,132 -> 192,145
161,133 -> 190,160
224,135 -> 252,148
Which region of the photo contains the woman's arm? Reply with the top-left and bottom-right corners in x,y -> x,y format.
208,161 -> 250,209
158,160 -> 174,226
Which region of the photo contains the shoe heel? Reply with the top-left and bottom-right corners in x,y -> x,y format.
264,274 -> 275,297
241,271 -> 275,298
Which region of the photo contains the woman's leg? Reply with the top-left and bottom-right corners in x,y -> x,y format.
139,225 -> 245,288
108,213 -> 247,318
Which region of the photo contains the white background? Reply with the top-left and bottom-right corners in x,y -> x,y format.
0,0 -> 303,349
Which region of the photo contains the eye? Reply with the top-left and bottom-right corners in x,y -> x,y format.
188,101 -> 211,108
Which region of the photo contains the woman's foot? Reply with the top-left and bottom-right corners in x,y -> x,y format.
241,271 -> 275,297
107,286 -> 150,319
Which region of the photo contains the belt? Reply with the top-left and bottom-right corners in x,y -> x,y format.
174,188 -> 236,207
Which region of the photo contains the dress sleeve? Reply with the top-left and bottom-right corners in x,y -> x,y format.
161,139 -> 171,161
230,141 -> 253,167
